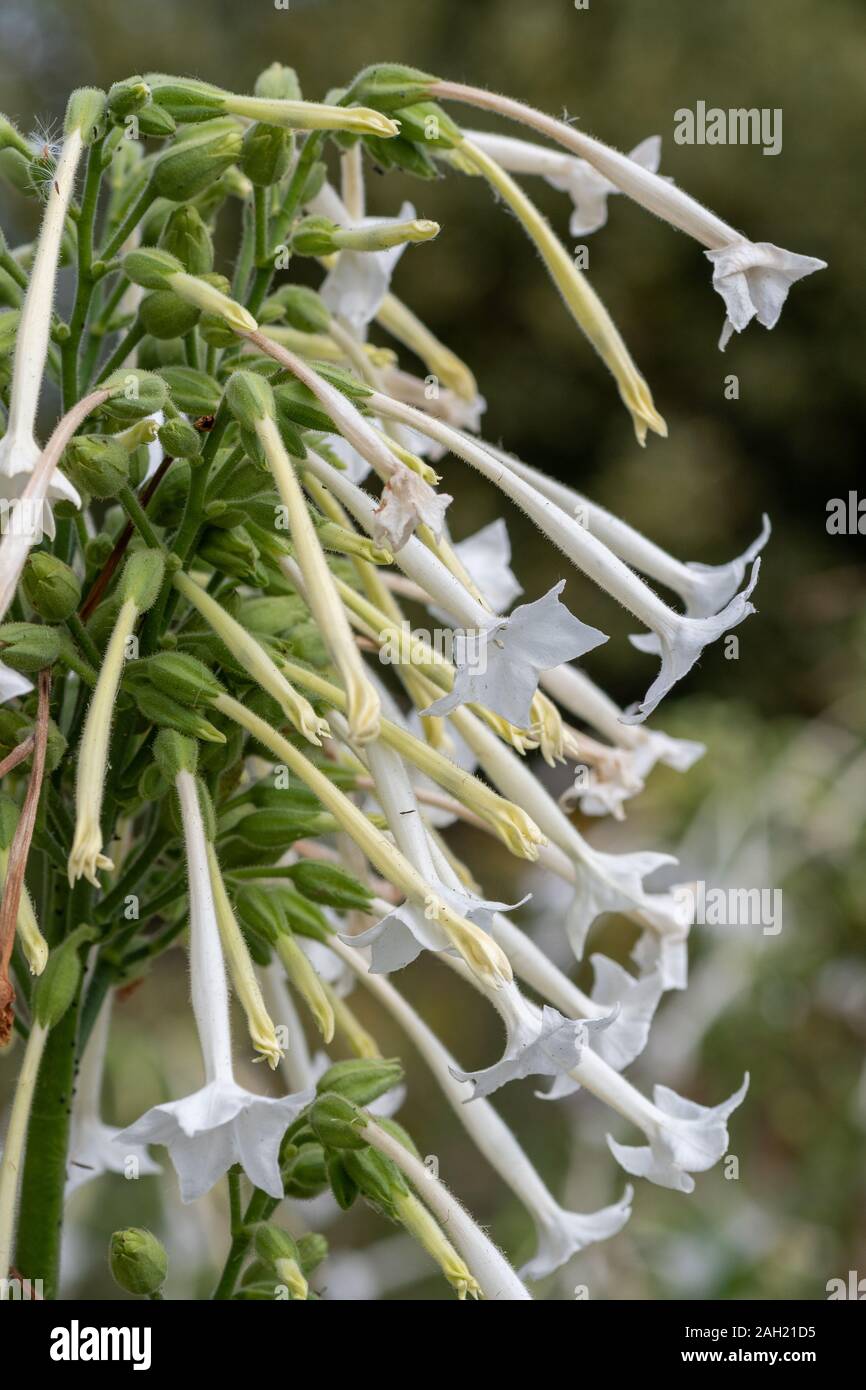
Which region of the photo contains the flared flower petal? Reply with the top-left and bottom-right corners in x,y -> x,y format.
519,1185 -> 634,1280
606,1074 -> 749,1193
425,582 -> 608,729
548,135 -> 662,238
587,953 -> 665,1070
452,1004 -> 613,1101
372,464 -> 452,552
116,1078 -> 314,1203
67,1117 -> 162,1196
707,241 -> 827,351
623,559 -> 762,723
452,518 -> 523,613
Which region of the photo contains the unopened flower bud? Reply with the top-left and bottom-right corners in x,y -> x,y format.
241,123 -> 292,187
287,860 -> 373,912
254,64 -> 302,102
119,548 -> 165,611
159,204 -> 214,275
109,1228 -> 167,1297
344,63 -> 438,112
291,215 -> 341,257
123,246 -> 184,291
0,622 -> 62,672
136,685 -> 226,743
342,1145 -> 408,1214
157,418 -> 201,458
0,113 -> 31,157
140,288 -> 201,339
142,651 -> 224,705
316,1057 -> 403,1108
62,434 -> 129,498
152,118 -> 243,200
268,285 -> 331,334
281,1143 -> 329,1199
146,75 -> 228,122
106,76 -> 151,120
296,1232 -> 328,1274
22,553 -> 81,622
100,368 -> 170,422
136,104 -> 177,139
156,364 -> 221,415
309,1093 -> 368,1151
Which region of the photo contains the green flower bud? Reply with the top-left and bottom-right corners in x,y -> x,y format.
22,553 -> 81,622
136,685 -> 226,744
109,1228 -> 167,1297
84,531 -> 113,575
139,288 -> 200,340
252,1224 -> 302,1268
122,246 -> 184,291
290,215 -> 340,257
156,365 -> 221,416
0,622 -> 62,672
226,369 -> 275,431
100,368 -> 170,422
106,77 -> 151,120
288,860 -> 373,912
157,418 -> 201,458
342,1145 -> 408,1213
152,119 -> 243,200
254,64 -> 302,102
0,114 -> 31,158
119,548 -> 165,611
316,1057 -> 403,1108
159,204 -> 214,275
0,310 -> 21,358
270,885 -> 329,942
35,925 -> 97,1029
234,884 -> 285,946
296,1232 -> 328,1274
62,434 -> 128,498
200,525 -> 265,584
146,75 -> 228,123
235,807 -> 339,850
135,104 -> 177,139
309,1093 -> 368,1151
346,64 -> 437,111
272,381 -> 333,435
240,122 -> 292,187
153,728 -> 198,780
138,762 -> 168,801
142,651 -> 223,705
281,1143 -> 329,1199
390,100 -> 463,150
269,285 -> 331,335
326,1153 -> 358,1210
65,87 -> 107,144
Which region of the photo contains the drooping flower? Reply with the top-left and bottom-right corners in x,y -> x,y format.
606,1074 -> 750,1192
116,755 -> 315,1202
307,184 -> 422,336
372,462 -> 453,553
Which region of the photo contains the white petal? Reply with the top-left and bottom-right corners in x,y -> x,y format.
706,240 -> 826,348
520,1186 -> 633,1279
587,953 -> 665,1069
453,518 -> 523,613
607,1073 -> 749,1192
0,660 -> 33,702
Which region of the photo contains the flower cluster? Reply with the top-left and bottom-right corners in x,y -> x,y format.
0,63 -> 822,1301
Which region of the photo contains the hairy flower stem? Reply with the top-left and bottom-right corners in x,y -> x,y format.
0,1019 -> 48,1288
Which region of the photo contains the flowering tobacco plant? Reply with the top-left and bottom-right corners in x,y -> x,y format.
0,63 -> 823,1302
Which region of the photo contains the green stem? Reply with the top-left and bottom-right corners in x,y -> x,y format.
118,484 -> 164,549
14,992 -> 83,1298
96,319 -> 145,382
100,178 -> 156,263
213,1187 -> 276,1300
65,612 -> 101,668
60,136 -> 105,411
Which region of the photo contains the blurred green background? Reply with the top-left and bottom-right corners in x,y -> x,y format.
1,0 -> 863,1300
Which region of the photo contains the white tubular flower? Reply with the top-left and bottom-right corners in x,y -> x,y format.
116,770 -> 315,1203
66,995 -> 162,1195
361,1118 -> 531,1301
450,518 -> 523,613
490,446 -> 772,623
432,82 -> 826,350
302,446 -> 605,729
330,933 -> 632,1279
308,185 -> 421,336
372,462 -> 453,552
445,700 -> 693,989
369,395 -> 760,722
0,128 -> 83,534
340,736 -> 520,974
464,129 -> 663,238
380,366 -> 487,460
0,663 -> 33,702
424,580 -> 608,731
541,660 -> 706,814
207,844 -> 284,1068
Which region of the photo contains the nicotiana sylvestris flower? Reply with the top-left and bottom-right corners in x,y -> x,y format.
368,396 -> 760,722
443,699 -> 693,988
372,462 -> 453,553
116,769 -> 314,1202
541,661 -> 705,818
604,1068 -> 751,1193
463,129 -> 663,238
302,445 -> 605,730
424,580 -> 608,731
66,995 -> 162,1195
432,81 -> 826,350
0,662 -> 32,703
497,446 -> 772,624
307,184 -> 420,336
0,120 -> 84,535
331,933 -> 633,1279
